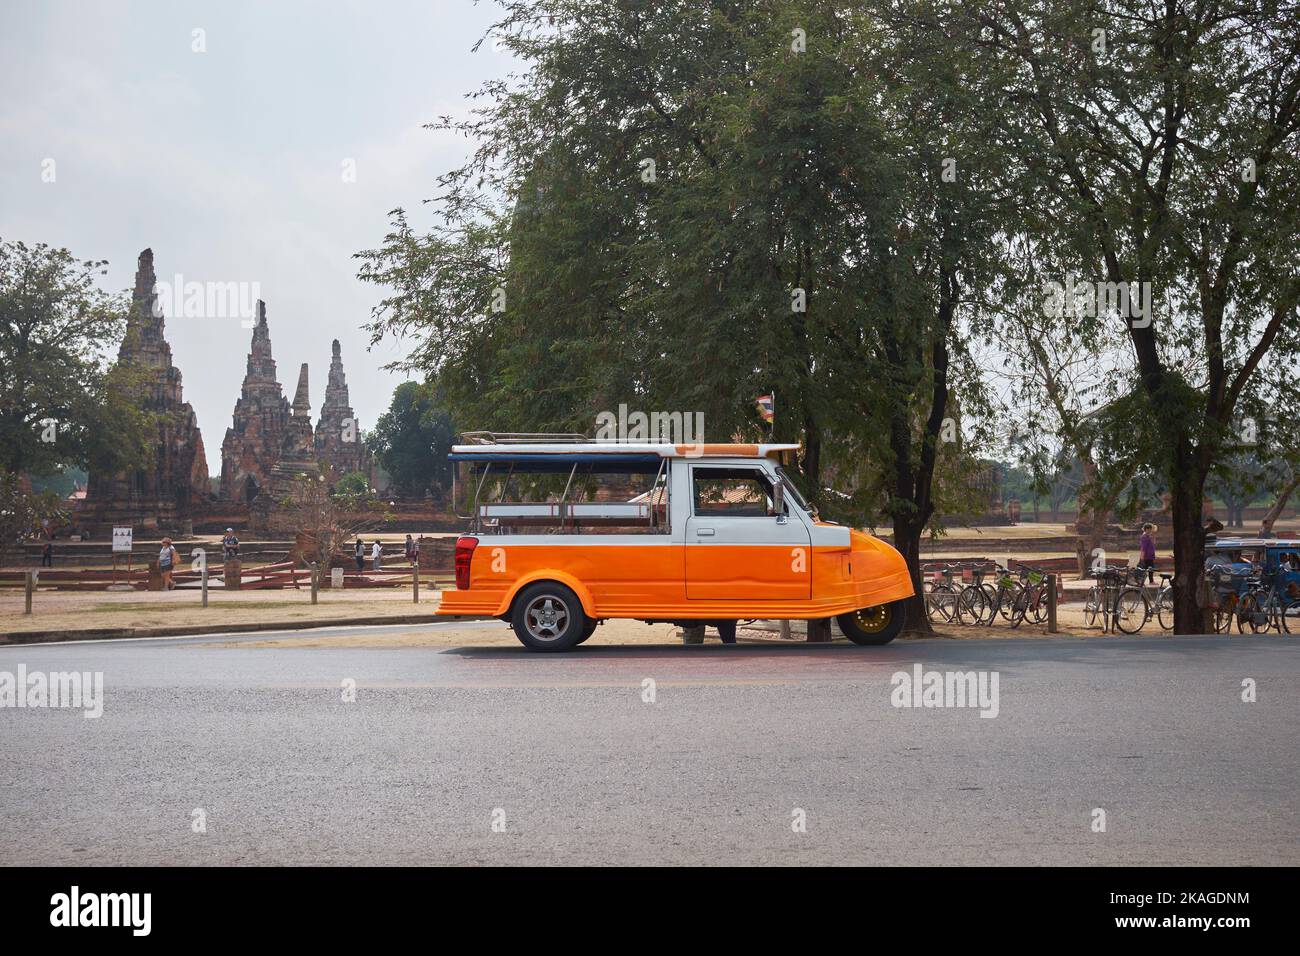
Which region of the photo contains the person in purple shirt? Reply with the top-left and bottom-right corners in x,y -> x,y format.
1137,523 -> 1158,582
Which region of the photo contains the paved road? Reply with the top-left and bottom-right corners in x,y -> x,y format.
2,627 -> 1296,865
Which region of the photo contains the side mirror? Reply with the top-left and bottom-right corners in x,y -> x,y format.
772,481 -> 785,517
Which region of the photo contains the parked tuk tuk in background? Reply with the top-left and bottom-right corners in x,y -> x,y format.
1204,537 -> 1300,634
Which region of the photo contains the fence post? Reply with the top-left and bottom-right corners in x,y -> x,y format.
25,570 -> 35,615
192,548 -> 209,608
311,564 -> 320,605
412,561 -> 420,604
1046,573 -> 1058,633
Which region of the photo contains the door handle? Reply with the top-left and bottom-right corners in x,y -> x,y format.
695,528 -> 715,536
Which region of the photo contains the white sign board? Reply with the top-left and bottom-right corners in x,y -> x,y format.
112,527 -> 134,553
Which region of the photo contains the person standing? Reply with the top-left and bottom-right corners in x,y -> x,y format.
355,538 -> 366,571
40,540 -> 53,567
159,537 -> 179,590
371,540 -> 382,571
404,534 -> 416,565
222,528 -> 240,561
1138,523 -> 1158,582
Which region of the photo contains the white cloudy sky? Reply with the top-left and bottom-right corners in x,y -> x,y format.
0,0 -> 511,473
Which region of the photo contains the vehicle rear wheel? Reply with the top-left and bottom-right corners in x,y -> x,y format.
837,600 -> 906,646
575,618 -> 599,645
510,582 -> 588,652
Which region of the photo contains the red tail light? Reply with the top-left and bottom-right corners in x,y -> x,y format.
454,536 -> 478,589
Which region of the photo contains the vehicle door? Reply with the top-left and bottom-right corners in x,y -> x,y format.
684,464 -> 812,600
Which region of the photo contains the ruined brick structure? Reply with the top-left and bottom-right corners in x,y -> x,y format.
219,301 -> 291,504
82,249 -> 210,534
314,339 -> 373,485
250,364 -> 320,532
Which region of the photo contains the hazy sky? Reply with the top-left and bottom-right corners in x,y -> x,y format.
0,0 -> 511,474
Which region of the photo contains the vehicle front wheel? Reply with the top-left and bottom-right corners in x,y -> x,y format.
510,582 -> 588,652
837,600 -> 906,646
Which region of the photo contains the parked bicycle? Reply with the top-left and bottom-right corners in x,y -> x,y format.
1233,569 -> 1300,634
1084,565 -> 1149,634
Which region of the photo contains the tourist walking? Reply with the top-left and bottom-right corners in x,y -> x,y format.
159,537 -> 179,590
1137,523 -> 1158,582
371,540 -> 382,571
404,534 -> 416,565
40,540 -> 53,567
355,538 -> 366,571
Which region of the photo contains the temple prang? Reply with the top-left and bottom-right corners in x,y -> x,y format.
77,251 -> 376,537
219,300 -> 291,504
82,248 -> 211,534
315,338 -> 374,485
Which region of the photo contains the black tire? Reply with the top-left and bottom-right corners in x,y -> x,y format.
1281,600 -> 1300,635
1113,587 -> 1149,634
955,586 -> 988,625
575,618 -> 599,645
837,600 -> 906,646
1156,591 -> 1174,630
510,581 -> 588,652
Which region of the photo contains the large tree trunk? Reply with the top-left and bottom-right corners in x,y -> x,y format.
1170,474 -> 1210,634
1258,473 -> 1300,537
892,516 -> 929,634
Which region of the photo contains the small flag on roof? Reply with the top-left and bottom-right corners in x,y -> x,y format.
755,394 -> 774,424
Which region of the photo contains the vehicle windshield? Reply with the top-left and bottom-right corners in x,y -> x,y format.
774,465 -> 810,513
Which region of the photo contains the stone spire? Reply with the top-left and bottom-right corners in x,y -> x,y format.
251,361 -> 319,531
321,340 -> 351,414
292,363 -> 311,418
218,300 -> 291,502
82,248 -> 210,532
315,339 -> 372,483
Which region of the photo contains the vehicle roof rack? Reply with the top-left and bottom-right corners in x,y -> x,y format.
458,431 -> 591,445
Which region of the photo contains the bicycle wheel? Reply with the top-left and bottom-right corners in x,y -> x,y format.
1114,587 -> 1150,634
1083,586 -> 1102,628
1008,587 -> 1033,627
926,584 -> 956,623
1031,585 -> 1051,624
996,583 -> 1023,622
1156,590 -> 1174,630
956,586 -> 988,625
1236,592 -> 1272,634
1281,599 -> 1300,634
1213,594 -> 1238,634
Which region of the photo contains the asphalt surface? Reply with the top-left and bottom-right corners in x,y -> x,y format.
1,626 -> 1296,865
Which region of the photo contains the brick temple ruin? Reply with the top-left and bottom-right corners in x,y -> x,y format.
79,248 -> 376,536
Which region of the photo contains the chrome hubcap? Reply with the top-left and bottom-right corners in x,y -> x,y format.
524,596 -> 569,641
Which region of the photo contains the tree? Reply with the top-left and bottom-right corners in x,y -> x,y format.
369,381 -> 455,497
0,472 -> 65,567
359,0 -> 1010,631
937,0 -> 1300,631
279,473 -> 388,568
0,239 -> 152,481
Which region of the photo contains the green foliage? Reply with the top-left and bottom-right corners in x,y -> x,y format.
0,471 -> 66,565
368,381 -> 455,496
357,1 -> 1001,541
0,239 -> 153,478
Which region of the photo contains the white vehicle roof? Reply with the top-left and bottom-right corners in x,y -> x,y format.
449,442 -> 800,460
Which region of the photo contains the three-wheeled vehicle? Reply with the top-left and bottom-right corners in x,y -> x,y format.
1204,536 -> 1300,633
436,434 -> 914,651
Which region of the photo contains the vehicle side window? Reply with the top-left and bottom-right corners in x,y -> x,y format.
692,467 -> 775,517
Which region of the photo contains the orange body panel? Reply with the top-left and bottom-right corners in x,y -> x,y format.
437,529 -> 913,621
